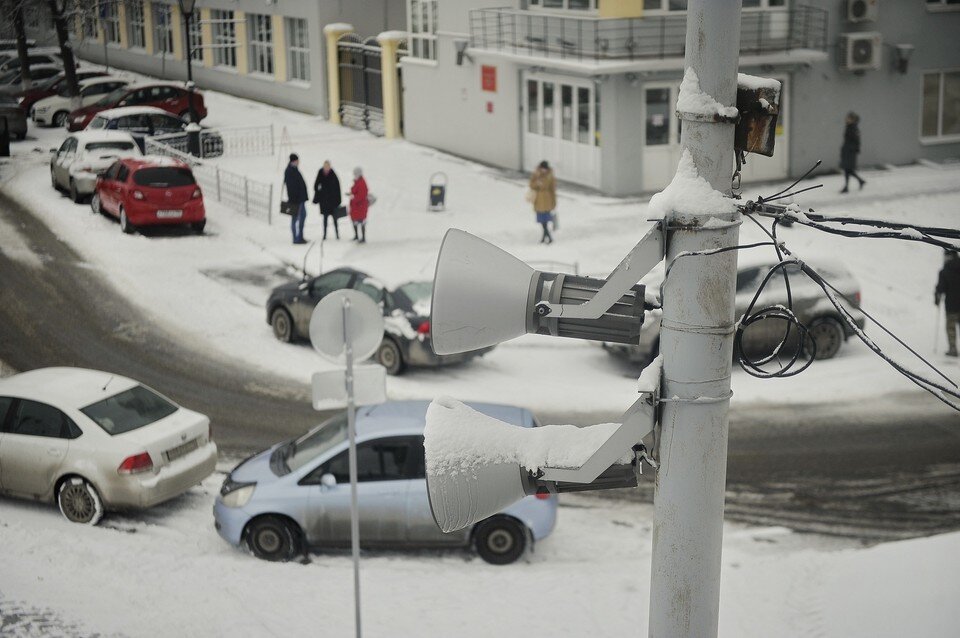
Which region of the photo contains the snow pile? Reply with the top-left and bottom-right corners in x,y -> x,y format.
647,149 -> 739,220
738,72 -> 782,96
323,22 -> 354,34
424,397 -> 620,475
677,68 -> 739,120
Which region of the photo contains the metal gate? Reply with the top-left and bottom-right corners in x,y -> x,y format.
338,35 -> 385,135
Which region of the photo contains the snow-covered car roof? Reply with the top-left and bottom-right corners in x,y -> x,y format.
351,400 -> 532,438
0,367 -> 140,409
93,105 -> 171,120
78,76 -> 129,88
70,129 -> 140,146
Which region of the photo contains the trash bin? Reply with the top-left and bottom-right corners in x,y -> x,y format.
427,171 -> 447,211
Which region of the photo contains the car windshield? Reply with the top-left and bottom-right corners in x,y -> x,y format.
87,116 -> 107,130
132,166 -> 195,187
96,87 -> 127,106
0,68 -> 20,84
85,141 -> 135,153
38,74 -> 63,90
272,413 -> 348,475
394,281 -> 433,315
80,385 -> 179,435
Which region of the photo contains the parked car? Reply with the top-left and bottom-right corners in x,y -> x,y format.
603,258 -> 866,365
0,97 -> 28,140
0,50 -> 61,73
92,156 -> 207,234
0,367 -> 217,525
86,106 -> 223,156
6,69 -> 108,109
32,76 -> 130,128
214,400 -> 556,564
266,268 -> 493,375
0,39 -> 37,52
67,82 -> 206,131
50,130 -> 141,202
0,63 -> 62,90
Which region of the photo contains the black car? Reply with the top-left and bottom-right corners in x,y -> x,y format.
266,267 -> 493,375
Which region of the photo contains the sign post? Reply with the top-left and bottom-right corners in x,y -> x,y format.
309,290 -> 386,638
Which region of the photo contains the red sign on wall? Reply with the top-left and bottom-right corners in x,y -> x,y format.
481,65 -> 497,93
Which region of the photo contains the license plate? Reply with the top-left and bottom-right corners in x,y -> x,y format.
156,210 -> 183,218
165,438 -> 199,462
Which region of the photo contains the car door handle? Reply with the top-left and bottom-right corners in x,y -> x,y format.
47,448 -> 60,456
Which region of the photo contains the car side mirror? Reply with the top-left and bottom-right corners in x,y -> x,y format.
298,281 -> 310,292
321,473 -> 336,488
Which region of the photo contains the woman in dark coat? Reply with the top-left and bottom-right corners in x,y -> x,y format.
313,160 -> 342,240
840,112 -> 865,193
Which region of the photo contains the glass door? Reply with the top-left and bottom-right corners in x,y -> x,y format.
642,83 -> 682,191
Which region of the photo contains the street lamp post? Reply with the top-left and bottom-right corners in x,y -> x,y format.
178,0 -> 200,155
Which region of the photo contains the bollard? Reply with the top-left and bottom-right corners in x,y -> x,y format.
0,117 -> 9,158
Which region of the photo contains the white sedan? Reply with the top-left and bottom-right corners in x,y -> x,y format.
0,368 -> 217,525
50,130 -> 141,202
32,76 -> 129,128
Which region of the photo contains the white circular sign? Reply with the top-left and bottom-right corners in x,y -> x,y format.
309,289 -> 385,364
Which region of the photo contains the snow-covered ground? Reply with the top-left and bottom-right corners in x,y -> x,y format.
1,472 -> 958,637
2,82 -> 957,418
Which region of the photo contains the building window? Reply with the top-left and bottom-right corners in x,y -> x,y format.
248,13 -> 274,75
921,71 -> 960,142
285,18 -> 310,83
408,0 -> 438,61
153,4 -> 174,56
103,2 -> 121,44
926,0 -> 960,12
127,0 -> 145,49
529,0 -> 597,10
188,12 -> 203,61
642,0 -> 688,11
82,10 -> 98,40
211,9 -> 237,68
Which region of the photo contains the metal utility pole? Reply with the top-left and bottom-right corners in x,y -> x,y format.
649,1 -> 742,636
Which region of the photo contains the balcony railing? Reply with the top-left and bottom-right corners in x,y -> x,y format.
469,5 -> 828,63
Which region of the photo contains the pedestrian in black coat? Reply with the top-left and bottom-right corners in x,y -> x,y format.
284,153 -> 309,244
313,160 -> 342,240
840,112 -> 865,193
936,250 -> 960,357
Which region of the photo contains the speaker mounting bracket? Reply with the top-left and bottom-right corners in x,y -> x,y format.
538,222 -> 664,320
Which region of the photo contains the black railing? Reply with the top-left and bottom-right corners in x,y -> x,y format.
469,5 -> 828,62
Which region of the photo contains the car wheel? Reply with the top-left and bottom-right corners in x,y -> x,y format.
190,219 -> 206,234
475,517 -> 526,565
806,316 -> 845,360
120,208 -> 135,234
246,516 -> 302,562
69,179 -> 82,203
53,111 -> 68,128
57,477 -> 104,525
90,191 -> 101,215
271,307 -> 294,343
377,338 -> 405,376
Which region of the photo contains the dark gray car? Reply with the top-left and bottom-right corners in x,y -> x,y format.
266,267 -> 493,375
0,97 -> 27,140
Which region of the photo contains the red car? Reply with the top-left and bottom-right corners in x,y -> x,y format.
67,82 -> 206,131
14,70 -> 108,113
92,157 -> 206,234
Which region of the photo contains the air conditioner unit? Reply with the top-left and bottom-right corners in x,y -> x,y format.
847,0 -> 879,23
840,32 -> 882,71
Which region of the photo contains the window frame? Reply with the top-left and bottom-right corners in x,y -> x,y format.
303,435 -> 421,485
926,0 -> 960,13
153,4 -> 175,56
127,0 -> 146,49
210,9 -> 238,69
247,13 -> 274,76
407,0 -> 438,62
188,13 -> 204,62
528,0 -> 598,13
4,399 -> 78,440
920,69 -> 960,145
285,17 -> 310,84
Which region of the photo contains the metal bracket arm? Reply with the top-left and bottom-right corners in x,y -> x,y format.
539,389 -> 658,484
538,223 -> 664,320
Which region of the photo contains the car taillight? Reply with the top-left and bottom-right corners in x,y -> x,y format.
417,321 -> 431,335
118,452 -> 153,475
853,291 -> 861,305
192,187 -> 201,199
535,488 -> 551,500
133,190 -> 144,200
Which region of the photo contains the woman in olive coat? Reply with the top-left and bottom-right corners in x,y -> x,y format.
528,160 -> 556,244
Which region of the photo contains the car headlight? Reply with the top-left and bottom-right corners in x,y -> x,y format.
220,479 -> 256,508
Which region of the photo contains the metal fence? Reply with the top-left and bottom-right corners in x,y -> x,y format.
145,129 -> 275,224
469,5 -> 828,62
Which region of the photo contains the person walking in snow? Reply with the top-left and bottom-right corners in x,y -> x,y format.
348,167 -> 369,243
936,250 -> 960,357
840,112 -> 865,194
284,153 -> 309,244
313,160 -> 342,241
528,160 -> 556,244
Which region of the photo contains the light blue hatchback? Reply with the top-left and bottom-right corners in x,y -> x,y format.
213,400 -> 558,564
